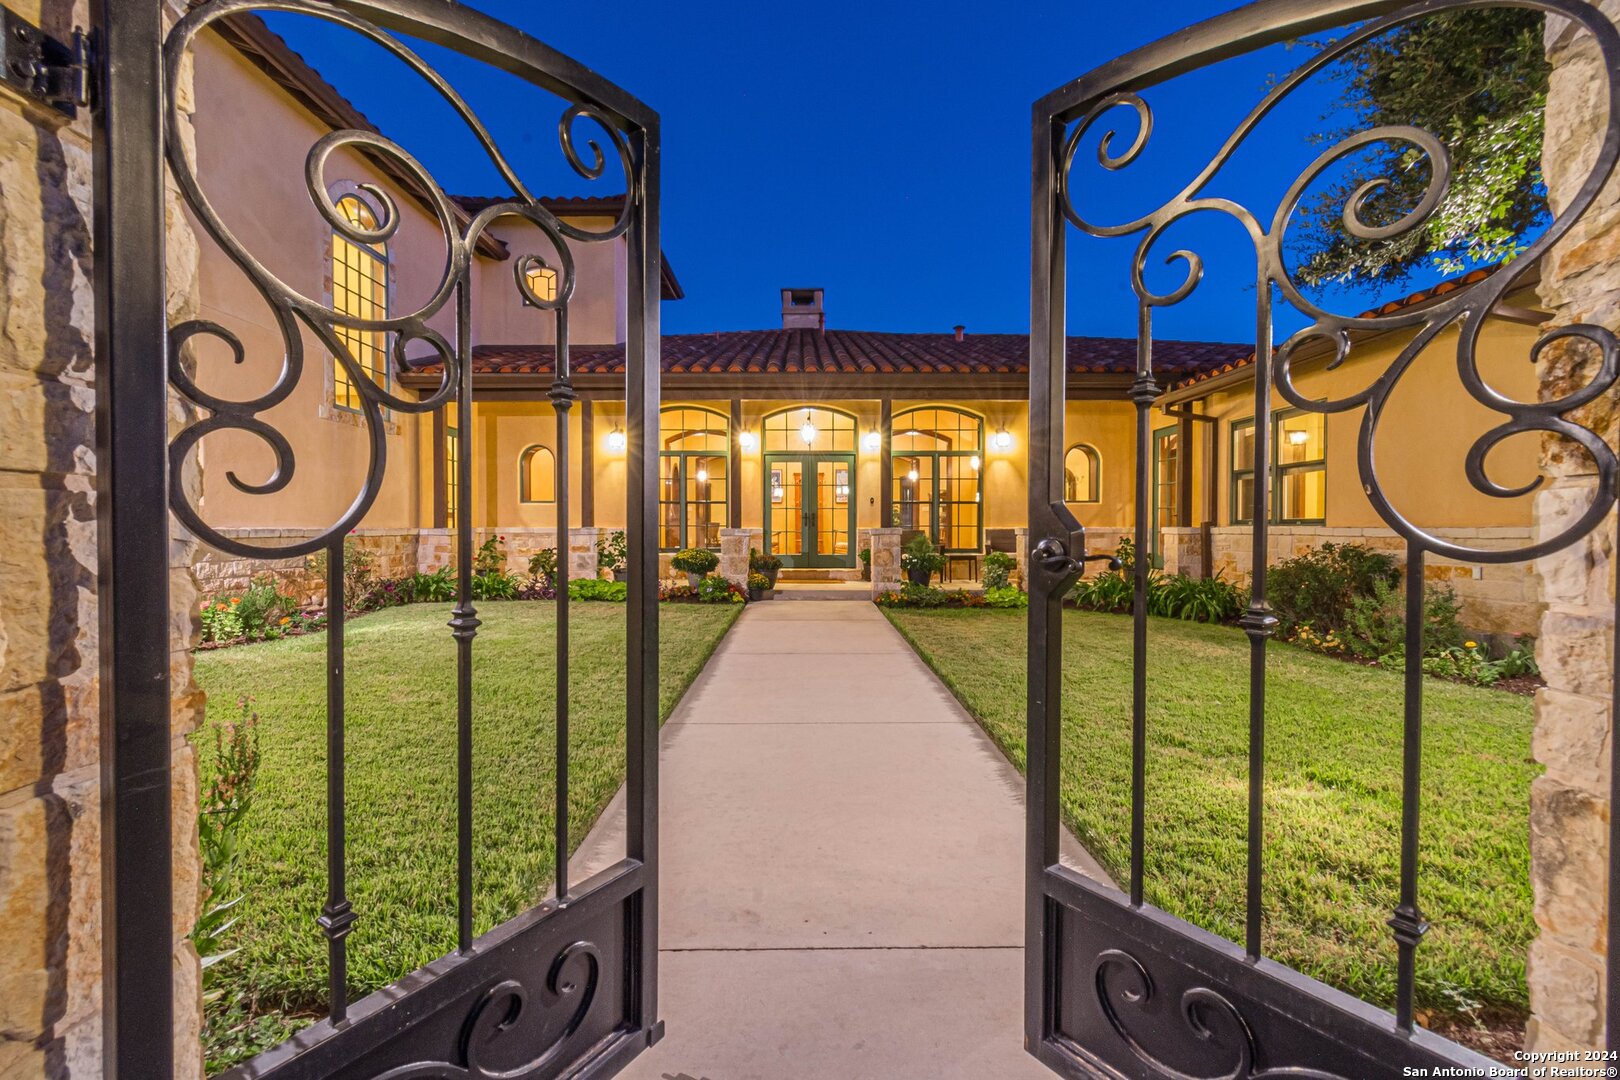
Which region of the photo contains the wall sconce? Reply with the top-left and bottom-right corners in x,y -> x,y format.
862,430 -> 882,452
1287,428 -> 1310,446
607,428 -> 627,452
798,410 -> 818,446
738,430 -> 757,451
993,428 -> 1013,451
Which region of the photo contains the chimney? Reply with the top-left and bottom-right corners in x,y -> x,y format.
781,287 -> 825,331
953,324 -> 965,342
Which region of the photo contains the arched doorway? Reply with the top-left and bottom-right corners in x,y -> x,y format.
761,406 -> 857,567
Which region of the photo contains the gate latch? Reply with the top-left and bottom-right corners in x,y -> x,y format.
1,7 -> 90,118
1030,502 -> 1120,598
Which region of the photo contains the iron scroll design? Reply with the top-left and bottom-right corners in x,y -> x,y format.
1093,950 -> 1349,1080
371,942 -> 603,1080
161,0 -> 637,559
1058,0 -> 1620,566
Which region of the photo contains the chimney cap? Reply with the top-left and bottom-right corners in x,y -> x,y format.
953,324 -> 966,342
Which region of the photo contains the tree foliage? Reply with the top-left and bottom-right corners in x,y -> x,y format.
1291,9 -> 1550,289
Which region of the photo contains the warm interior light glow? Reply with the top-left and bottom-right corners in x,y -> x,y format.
1288,429 -> 1310,446
994,429 -> 1013,450
799,411 -> 817,445
970,454 -> 981,471
863,430 -> 882,451
738,430 -> 757,450
524,263 -> 559,304
607,428 -> 627,452
908,468 -> 919,482
696,467 -> 708,483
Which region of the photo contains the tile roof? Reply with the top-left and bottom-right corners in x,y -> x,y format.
1169,266 -> 1504,391
407,331 -> 1252,379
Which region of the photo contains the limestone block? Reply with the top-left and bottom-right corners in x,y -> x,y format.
1533,687 -> 1611,797
1537,610 -> 1614,700
867,528 -> 902,597
1529,775 -> 1608,950
718,529 -> 751,587
1527,935 -> 1605,1047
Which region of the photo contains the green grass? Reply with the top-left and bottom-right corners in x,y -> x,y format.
883,607 -> 1537,1021
192,600 -> 738,1069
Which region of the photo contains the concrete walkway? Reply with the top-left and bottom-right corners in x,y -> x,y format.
572,601 -> 1106,1080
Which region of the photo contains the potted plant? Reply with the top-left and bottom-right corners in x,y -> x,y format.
747,571 -> 771,601
858,547 -> 872,581
901,533 -> 945,587
671,547 -> 720,589
748,547 -> 782,589
596,530 -> 629,581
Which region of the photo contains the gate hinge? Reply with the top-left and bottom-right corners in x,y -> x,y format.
1,7 -> 91,118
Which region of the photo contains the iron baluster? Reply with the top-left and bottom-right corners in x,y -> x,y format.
1611,570 -> 1620,1053
551,305 -> 575,904
317,539 -> 356,1022
450,279 -> 478,954
1128,302 -> 1156,908
624,121 -> 662,1038
1391,544 -> 1430,1030
1242,275 -> 1278,961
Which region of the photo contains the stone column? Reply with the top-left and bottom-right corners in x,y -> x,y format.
569,527 -> 601,580
868,527 -> 902,597
1013,527 -> 1031,590
1527,4 -> 1620,1053
719,528 -> 751,587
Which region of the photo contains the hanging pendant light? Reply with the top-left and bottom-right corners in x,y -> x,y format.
799,410 -> 818,446
696,467 -> 709,483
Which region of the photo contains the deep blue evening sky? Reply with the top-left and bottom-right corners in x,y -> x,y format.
262,2 -> 1468,345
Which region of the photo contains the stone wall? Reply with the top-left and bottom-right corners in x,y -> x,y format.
1526,2 -> 1620,1052
0,3 -> 204,1076
1160,525 -> 1539,640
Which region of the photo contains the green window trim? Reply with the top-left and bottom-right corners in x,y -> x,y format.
1150,425 -> 1181,565
659,406 -> 730,552
890,406 -> 985,554
1229,408 -> 1327,526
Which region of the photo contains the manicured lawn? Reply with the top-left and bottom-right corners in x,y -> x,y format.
193,601 -> 738,1070
884,607 -> 1537,1023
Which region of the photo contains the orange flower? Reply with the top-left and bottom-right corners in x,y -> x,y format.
230,597 -> 240,605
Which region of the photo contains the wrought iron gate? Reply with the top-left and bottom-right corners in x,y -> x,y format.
1026,0 -> 1620,1075
92,1 -> 661,1076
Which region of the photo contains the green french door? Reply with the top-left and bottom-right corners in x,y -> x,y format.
764,453 -> 856,568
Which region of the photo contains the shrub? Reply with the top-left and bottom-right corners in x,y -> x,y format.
596,530 -> 629,576
901,533 -> 946,575
1497,636 -> 1540,678
983,550 -> 1017,590
1339,579 -> 1466,660
671,548 -> 720,575
748,547 -> 782,575
1424,644 -> 1502,687
696,575 -> 745,604
471,570 -> 520,601
569,578 -> 627,602
353,577 -> 410,614
529,547 -> 559,587
306,536 -> 376,603
858,547 -> 871,567
233,575 -> 298,640
194,696 -> 261,976
874,585 -> 994,609
407,566 -> 456,603
474,535 -> 508,575
1156,572 -> 1244,623
1267,542 -> 1399,637
983,586 -> 1028,609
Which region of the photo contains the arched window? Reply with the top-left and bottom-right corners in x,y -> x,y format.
659,406 -> 729,550
891,407 -> 984,553
331,192 -> 390,410
1064,444 -> 1101,503
520,445 -> 556,504
762,406 -> 857,453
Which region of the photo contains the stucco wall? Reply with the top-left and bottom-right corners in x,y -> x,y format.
1526,1 -> 1620,1052
0,3 -> 204,1077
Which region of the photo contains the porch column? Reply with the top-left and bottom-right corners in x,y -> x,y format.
729,398 -> 743,528
868,526 -> 902,597
580,398 -> 595,527
432,406 -> 448,529
879,398 -> 893,528
1177,413 -> 1194,529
